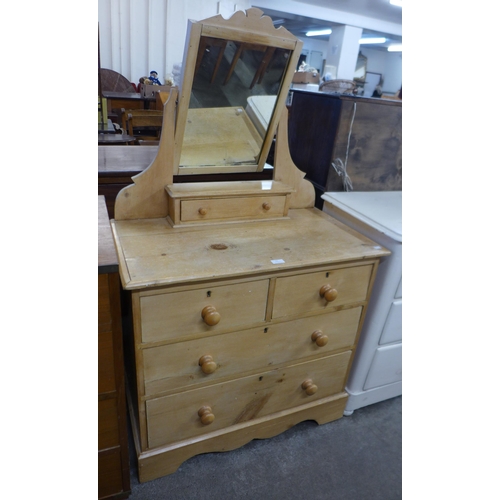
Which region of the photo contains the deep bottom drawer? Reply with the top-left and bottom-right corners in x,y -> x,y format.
146,351 -> 351,449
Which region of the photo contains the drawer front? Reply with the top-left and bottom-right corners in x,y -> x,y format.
146,351 -> 351,448
364,344 -> 402,390
98,449 -> 125,499
98,328 -> 116,394
379,299 -> 402,345
143,307 -> 362,395
98,397 -> 120,450
181,195 -> 286,222
273,265 -> 373,319
140,280 -> 269,343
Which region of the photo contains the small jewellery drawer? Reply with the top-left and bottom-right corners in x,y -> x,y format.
272,265 -> 373,320
181,195 -> 287,222
146,351 -> 351,448
142,307 -> 362,395
140,280 -> 269,343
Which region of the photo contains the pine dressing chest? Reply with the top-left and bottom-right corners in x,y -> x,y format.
110,9 -> 390,483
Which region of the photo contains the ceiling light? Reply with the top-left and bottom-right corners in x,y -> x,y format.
272,19 -> 285,25
388,44 -> 402,52
359,37 -> 387,44
306,29 -> 332,37
390,0 -> 402,6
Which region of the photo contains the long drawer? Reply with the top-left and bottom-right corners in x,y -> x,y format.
146,351 -> 351,448
143,307 -> 362,395
272,265 -> 373,319
140,279 -> 269,343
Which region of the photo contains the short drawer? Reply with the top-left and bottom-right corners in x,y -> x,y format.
272,265 -> 373,320
143,307 -> 362,395
181,195 -> 287,222
146,351 -> 351,449
140,280 -> 269,343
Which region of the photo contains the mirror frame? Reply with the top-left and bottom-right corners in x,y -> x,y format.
173,8 -> 303,175
354,52 -> 368,83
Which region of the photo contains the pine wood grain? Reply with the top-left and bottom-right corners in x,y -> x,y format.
142,307 -> 362,396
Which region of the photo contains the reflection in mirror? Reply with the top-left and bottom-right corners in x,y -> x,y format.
179,36 -> 292,168
354,52 -> 367,82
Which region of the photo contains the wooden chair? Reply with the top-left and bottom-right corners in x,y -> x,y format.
120,108 -> 163,143
195,37 -> 229,83
224,42 -> 270,88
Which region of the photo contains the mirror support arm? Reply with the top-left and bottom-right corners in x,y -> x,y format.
273,107 -> 315,209
114,87 -> 178,221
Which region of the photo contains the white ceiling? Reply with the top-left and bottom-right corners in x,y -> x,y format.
291,0 -> 402,25
255,0 -> 402,49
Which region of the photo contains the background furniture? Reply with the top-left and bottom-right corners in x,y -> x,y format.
98,133 -> 135,146
120,108 -> 164,143
99,68 -> 137,93
322,191 -> 402,414
287,89 -> 402,209
319,79 -> 357,94
98,196 -> 130,499
98,146 -> 273,219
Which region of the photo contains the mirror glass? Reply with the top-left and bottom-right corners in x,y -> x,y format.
179,36 -> 292,169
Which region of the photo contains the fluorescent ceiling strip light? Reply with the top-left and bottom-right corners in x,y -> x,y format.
359,37 -> 387,44
388,44 -> 402,52
306,29 -> 332,37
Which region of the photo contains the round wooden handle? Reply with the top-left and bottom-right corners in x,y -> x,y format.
311,330 -> 328,347
262,202 -> 271,211
198,207 -> 208,216
319,284 -> 338,302
199,355 -> 217,374
301,379 -> 318,396
198,406 -> 215,425
201,305 -> 221,326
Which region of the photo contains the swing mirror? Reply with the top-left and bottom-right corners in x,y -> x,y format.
173,8 -> 303,175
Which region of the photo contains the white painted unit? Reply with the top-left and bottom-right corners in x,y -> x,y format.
322,191 -> 402,414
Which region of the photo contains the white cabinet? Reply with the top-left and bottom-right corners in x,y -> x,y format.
322,191 -> 402,414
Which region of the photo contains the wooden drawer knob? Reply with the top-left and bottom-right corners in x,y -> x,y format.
311,330 -> 328,347
199,355 -> 217,374
319,284 -> 338,302
198,207 -> 208,216
262,202 -> 271,211
301,379 -> 318,396
201,305 -> 221,326
198,406 -> 215,425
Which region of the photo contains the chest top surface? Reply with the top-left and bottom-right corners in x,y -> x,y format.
111,207 -> 389,290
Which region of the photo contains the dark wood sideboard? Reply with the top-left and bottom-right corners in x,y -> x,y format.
287,90 -> 402,209
98,195 -> 130,499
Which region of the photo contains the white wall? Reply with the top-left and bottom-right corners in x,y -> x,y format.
252,0 -> 401,36
98,0 -> 401,92
362,47 -> 402,94
98,0 -> 251,85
